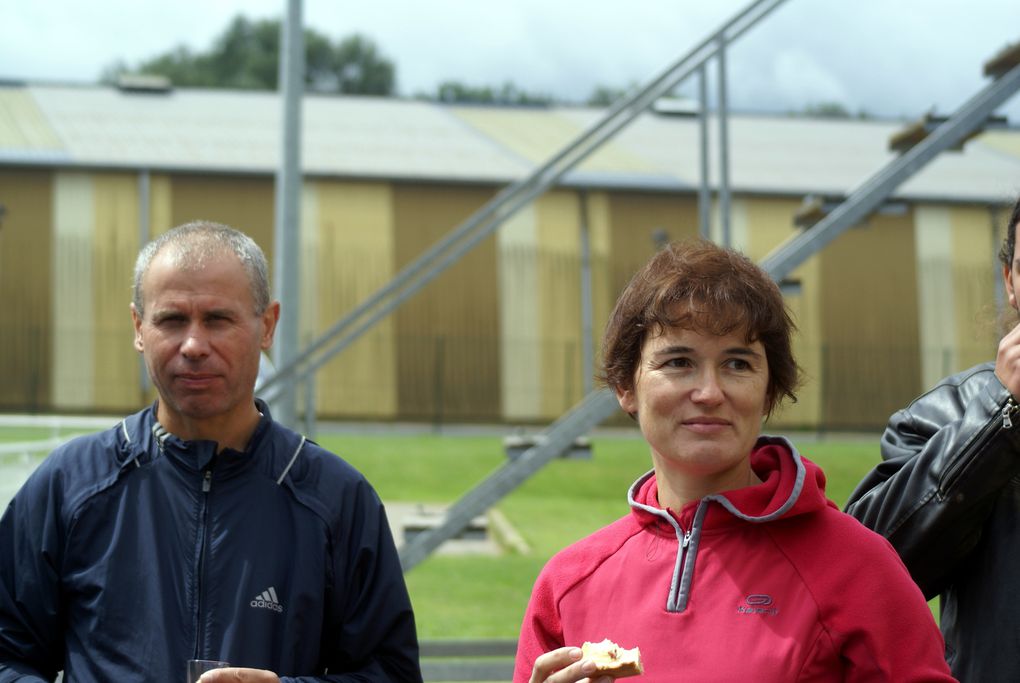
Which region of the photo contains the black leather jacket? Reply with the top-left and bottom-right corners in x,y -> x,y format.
846,361 -> 1020,682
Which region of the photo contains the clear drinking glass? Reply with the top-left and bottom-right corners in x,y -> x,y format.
186,659 -> 230,683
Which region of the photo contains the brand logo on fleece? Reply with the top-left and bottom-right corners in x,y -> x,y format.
737,594 -> 779,616
250,586 -> 284,613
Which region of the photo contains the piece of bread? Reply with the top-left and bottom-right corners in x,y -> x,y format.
581,638 -> 643,678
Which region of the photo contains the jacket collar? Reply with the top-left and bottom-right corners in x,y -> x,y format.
116,399 -> 273,475
627,435 -> 826,531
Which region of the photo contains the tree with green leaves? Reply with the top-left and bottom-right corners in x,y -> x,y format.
586,85 -> 628,107
102,15 -> 395,96
434,80 -> 551,106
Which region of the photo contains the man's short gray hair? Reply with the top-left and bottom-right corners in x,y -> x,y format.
133,220 -> 271,317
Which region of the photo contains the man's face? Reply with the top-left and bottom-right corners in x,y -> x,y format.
1005,223 -> 1020,312
131,247 -> 279,438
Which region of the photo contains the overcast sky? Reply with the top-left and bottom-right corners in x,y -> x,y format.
2,0 -> 1019,121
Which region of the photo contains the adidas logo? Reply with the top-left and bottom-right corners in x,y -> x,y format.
250,586 -> 284,613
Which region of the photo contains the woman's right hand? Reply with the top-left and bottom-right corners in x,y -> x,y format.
528,646 -> 615,683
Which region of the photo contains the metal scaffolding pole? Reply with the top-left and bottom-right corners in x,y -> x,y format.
760,61 -> 1020,281
717,36 -> 732,246
578,191 -> 594,396
271,0 -> 304,428
698,65 -> 711,239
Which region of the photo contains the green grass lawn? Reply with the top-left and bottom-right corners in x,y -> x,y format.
0,427 -> 936,637
320,431 -> 885,638
1,427 -> 895,637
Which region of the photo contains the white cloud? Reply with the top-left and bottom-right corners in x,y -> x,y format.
1,0 -> 1018,120
768,49 -> 851,111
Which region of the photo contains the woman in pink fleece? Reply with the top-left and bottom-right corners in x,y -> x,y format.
515,240 -> 955,683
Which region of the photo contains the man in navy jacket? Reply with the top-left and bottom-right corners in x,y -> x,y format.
0,221 -> 422,682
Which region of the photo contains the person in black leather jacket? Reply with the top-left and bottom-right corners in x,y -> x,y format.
845,194 -> 1020,683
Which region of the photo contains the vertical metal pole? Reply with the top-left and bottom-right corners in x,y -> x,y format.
272,0 -> 304,428
697,65 -> 711,240
303,366 -> 316,439
717,37 -> 732,247
137,170 -> 151,396
578,191 -> 594,396
432,336 -> 445,434
138,170 -> 151,244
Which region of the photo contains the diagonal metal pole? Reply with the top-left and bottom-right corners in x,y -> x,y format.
760,61 -> 1020,282
399,388 -> 620,571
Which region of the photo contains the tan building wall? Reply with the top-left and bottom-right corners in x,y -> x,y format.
392,183 -> 500,421
535,190 -> 585,416
949,206 -> 1000,371
818,212 -> 921,428
606,192 -> 700,296
91,173 -> 142,411
0,169 -> 53,410
49,171 -> 199,413
735,197 -> 824,430
170,175 -> 275,262
0,163 -> 1009,431
911,205 -> 999,382
598,192 -> 700,425
499,203 -> 542,421
308,180 -> 398,419
51,172 -> 96,411
499,190 -> 620,423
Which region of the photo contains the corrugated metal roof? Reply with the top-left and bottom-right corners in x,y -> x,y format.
977,130 -> 1020,159
0,88 -> 65,154
451,106 -> 656,173
1,82 -> 1018,203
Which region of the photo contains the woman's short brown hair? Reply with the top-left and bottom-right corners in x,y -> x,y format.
600,239 -> 801,417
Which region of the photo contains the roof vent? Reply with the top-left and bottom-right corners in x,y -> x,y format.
652,96 -> 700,117
984,41 -> 1020,79
116,74 -> 173,94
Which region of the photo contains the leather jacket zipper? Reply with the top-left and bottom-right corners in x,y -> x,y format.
940,398 -> 1017,495
1003,397 -> 1017,429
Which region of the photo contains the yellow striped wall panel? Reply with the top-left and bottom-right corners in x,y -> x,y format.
915,205 -> 1000,388
818,212 -> 920,428
311,180 -> 398,419
169,175 -> 275,262
948,205 -> 999,372
738,197 -> 823,430
914,206 -> 958,388
535,190 -> 584,417
0,169 -> 53,410
51,172 -> 95,410
393,183 -> 500,422
606,192 -> 700,296
92,173 -> 142,412
147,173 -> 174,239
498,204 -> 542,421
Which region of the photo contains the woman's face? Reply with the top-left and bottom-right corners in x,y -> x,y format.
616,323 -> 770,494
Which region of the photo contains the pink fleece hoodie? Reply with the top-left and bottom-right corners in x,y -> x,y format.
514,436 -> 955,682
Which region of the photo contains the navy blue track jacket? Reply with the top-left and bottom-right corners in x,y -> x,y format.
0,402 -> 422,682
